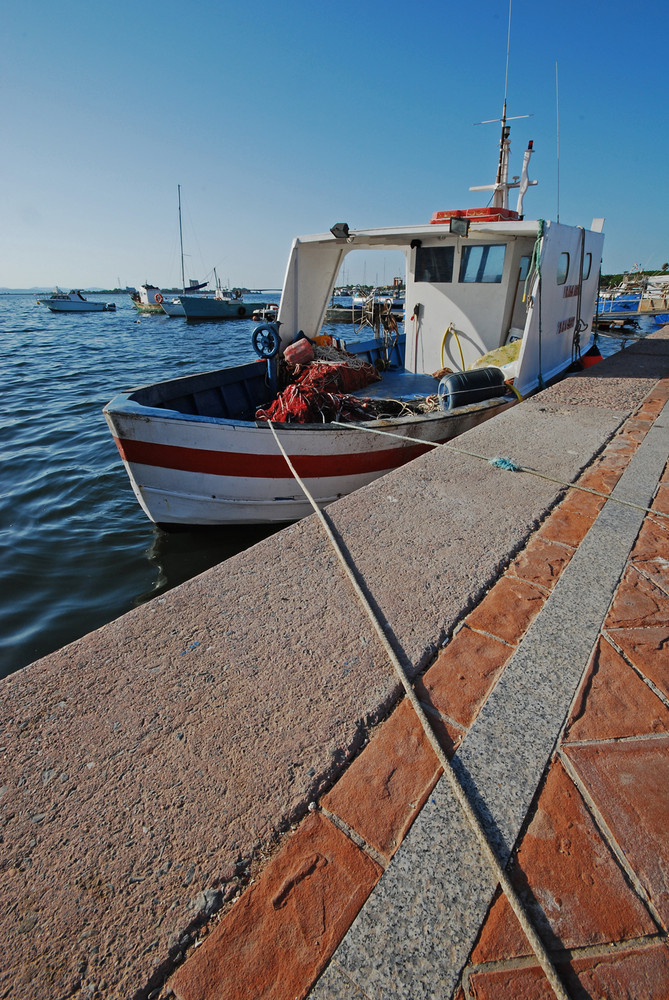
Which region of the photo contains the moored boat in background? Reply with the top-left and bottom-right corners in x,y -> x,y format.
179,278 -> 266,321
130,284 -> 165,313
39,289 -> 116,313
104,111 -> 604,528
252,302 -> 280,322
161,184 -> 209,317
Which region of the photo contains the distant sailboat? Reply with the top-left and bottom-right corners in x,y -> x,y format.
162,185 -> 208,316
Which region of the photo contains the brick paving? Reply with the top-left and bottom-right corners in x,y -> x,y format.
169,379 -> 669,1000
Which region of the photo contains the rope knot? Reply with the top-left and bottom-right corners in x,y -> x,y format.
489,456 -> 522,472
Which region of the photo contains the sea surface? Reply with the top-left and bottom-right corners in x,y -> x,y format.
0,293 -> 660,677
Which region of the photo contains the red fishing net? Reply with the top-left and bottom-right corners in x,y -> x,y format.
256,360 -> 381,424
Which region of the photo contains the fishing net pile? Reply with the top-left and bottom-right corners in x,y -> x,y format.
255,346 -> 382,424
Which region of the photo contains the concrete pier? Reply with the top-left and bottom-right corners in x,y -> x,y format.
1,330 -> 667,1000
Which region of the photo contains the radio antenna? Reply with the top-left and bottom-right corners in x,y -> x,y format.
555,61 -> 560,222
504,0 -> 512,115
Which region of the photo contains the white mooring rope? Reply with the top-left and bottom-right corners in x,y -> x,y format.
267,419 -> 572,1000
332,419 -> 669,521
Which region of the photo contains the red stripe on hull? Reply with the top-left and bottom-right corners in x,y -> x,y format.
113,435 -> 432,480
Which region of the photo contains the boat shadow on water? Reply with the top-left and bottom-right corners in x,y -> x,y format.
135,522 -> 283,605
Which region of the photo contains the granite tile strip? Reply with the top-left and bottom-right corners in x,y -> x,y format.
309,401 -> 669,1000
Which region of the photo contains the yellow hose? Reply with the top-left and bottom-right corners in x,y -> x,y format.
441,323 -> 465,371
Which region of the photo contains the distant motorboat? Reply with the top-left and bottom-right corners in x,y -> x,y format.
39,289 -> 116,313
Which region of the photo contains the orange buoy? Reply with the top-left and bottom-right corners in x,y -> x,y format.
283,338 -> 314,365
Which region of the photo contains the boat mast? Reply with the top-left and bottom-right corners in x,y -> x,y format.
178,184 -> 185,293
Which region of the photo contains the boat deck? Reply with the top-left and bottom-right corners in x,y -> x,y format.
352,369 -> 441,401
1,329 -> 668,1000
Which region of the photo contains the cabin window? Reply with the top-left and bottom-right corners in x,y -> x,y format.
415,246 -> 454,283
557,252 -> 570,285
582,252 -> 592,280
459,244 -> 506,283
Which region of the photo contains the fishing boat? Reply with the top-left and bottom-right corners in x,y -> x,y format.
39,289 -> 116,313
130,284 -> 165,313
104,113 -> 604,527
162,185 -> 209,317
179,278 -> 265,321
596,286 -> 669,328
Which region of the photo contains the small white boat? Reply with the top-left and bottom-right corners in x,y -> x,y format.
104,112 -> 604,527
252,302 -> 280,321
39,289 -> 116,313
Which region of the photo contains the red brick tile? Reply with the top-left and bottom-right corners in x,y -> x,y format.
169,813 -> 381,1000
535,504 -> 596,548
465,577 -> 548,645
651,483 -> 669,516
648,382 -> 669,406
470,888 -> 529,963
556,485 -> 607,520
469,944 -> 669,1000
576,464 -> 622,497
320,698 -> 443,861
633,557 -> 669,594
604,566 -> 669,628
564,735 -> 669,926
415,626 -> 513,729
618,417 -> 653,444
565,637 -> 669,742
506,536 -> 575,591
470,760 -> 654,963
608,626 -> 669,698
599,434 -> 640,466
630,516 -> 669,563
468,961 -> 551,1000
636,400 -> 665,420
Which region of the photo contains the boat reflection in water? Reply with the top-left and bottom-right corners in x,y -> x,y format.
136,523 -> 282,606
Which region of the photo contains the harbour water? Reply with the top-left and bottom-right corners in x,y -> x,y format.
0,293 -> 657,677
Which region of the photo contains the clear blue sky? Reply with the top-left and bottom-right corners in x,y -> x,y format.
4,0 -> 667,290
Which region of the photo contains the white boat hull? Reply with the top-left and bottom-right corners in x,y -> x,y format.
41,295 -> 114,312
45,301 -> 109,312
161,299 -> 186,317
104,378 -> 510,526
